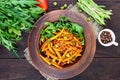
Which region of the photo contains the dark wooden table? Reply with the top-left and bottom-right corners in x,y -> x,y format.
0,0 -> 120,80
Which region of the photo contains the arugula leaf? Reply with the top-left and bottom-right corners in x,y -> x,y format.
40,22 -> 57,42
71,23 -> 84,45
45,22 -> 57,32
40,16 -> 85,45
0,0 -> 44,57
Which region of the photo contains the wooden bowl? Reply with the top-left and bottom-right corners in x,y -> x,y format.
28,10 -> 96,79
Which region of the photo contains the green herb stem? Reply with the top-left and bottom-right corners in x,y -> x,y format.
0,0 -> 44,57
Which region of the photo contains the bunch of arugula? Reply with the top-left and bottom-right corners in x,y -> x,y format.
40,16 -> 85,45
0,0 -> 44,57
77,0 -> 112,25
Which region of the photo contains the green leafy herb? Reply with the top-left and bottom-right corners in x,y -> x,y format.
77,0 -> 112,25
71,23 -> 84,45
0,0 -> 44,57
40,22 -> 57,42
40,16 -> 85,45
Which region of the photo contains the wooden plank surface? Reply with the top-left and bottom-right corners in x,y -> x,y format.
69,58 -> 120,80
0,59 -> 45,80
0,58 -> 120,80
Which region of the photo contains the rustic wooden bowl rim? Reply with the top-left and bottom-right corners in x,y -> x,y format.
28,10 -> 96,79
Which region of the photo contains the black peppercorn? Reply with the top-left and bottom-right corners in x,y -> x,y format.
100,31 -> 112,44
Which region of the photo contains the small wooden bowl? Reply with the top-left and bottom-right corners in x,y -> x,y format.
28,10 -> 96,79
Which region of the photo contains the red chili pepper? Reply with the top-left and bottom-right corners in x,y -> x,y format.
37,0 -> 48,12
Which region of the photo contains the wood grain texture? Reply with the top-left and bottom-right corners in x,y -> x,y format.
68,58 -> 120,80
0,59 -> 46,80
0,58 -> 120,80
